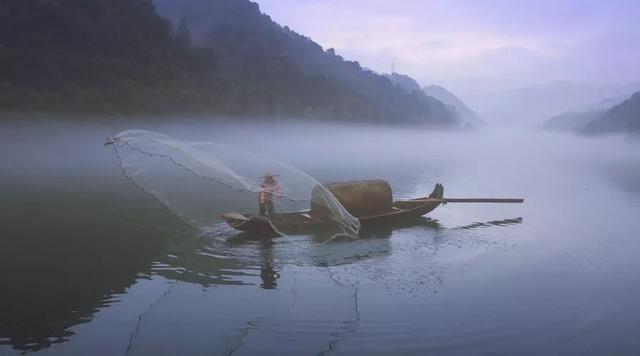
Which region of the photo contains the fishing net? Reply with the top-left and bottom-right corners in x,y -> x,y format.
107,130 -> 360,238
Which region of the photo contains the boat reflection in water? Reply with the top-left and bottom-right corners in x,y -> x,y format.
453,217 -> 524,230
258,239 -> 279,290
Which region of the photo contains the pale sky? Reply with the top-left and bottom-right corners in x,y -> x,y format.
254,0 -> 640,91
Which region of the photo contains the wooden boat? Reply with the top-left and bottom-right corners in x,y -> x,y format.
221,181 -> 523,237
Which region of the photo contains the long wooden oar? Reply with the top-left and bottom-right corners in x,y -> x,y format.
412,198 -> 524,204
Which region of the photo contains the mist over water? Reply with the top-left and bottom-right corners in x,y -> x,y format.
1,118 -> 640,355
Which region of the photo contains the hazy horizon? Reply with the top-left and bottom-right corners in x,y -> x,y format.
255,0 -> 640,94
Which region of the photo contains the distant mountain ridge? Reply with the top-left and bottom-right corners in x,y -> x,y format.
543,109 -> 608,132
543,96 -> 628,132
464,81 -> 640,127
385,72 -> 482,127
543,91 -> 640,136
583,92 -> 640,135
423,85 -> 484,127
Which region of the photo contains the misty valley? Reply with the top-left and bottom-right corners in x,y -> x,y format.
1,1 -> 640,356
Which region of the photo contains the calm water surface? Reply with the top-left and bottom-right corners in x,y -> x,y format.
1,119 -> 640,355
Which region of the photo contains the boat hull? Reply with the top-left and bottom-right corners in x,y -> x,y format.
221,183 -> 445,237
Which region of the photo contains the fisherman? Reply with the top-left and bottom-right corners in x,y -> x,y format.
259,172 -> 281,216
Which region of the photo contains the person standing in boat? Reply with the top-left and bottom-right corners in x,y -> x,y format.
259,173 -> 281,217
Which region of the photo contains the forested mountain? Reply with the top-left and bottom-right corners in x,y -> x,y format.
152,0 -> 458,125
0,0 -> 218,115
0,0 -> 459,125
423,85 -> 484,127
583,92 -> 640,135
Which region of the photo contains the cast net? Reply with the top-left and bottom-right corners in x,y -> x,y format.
107,130 -> 360,239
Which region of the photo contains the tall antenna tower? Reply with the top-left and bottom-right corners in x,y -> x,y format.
391,61 -> 396,74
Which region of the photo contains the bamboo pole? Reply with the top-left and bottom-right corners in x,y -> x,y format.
411,198 -> 524,204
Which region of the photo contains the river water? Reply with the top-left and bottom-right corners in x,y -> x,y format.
1,119 -> 640,355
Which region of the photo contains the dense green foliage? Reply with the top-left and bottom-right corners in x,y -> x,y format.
0,0 -> 218,115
